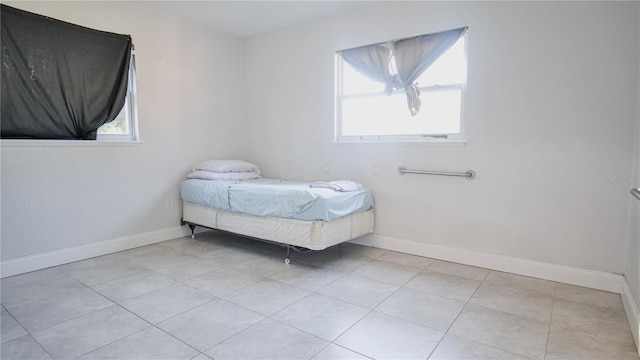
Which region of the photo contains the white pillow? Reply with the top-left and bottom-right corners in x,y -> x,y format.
188,171 -> 261,181
193,160 -> 260,174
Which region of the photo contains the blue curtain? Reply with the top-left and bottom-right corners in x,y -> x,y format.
340,27 -> 467,116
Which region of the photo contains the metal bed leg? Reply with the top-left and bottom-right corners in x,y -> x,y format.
188,224 -> 196,239
284,245 -> 291,265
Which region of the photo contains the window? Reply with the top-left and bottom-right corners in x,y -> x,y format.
97,52 -> 139,141
1,4 -> 134,140
335,32 -> 467,142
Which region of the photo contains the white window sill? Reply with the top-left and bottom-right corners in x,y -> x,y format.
1,139 -> 143,148
332,139 -> 468,146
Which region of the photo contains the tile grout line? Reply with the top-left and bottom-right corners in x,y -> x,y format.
543,300 -> 557,360
444,270 -> 559,360
299,248 -> 402,359
423,268 -> 490,359
0,305 -> 57,360
74,285 -> 204,359
298,254 -> 485,359
543,282 -> 560,360
50,241 -> 242,358
312,255 -> 435,359
11,282 -> 115,331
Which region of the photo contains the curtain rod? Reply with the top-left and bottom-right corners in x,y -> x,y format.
337,26 -> 468,53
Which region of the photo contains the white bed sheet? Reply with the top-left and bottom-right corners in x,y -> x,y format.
181,178 -> 373,221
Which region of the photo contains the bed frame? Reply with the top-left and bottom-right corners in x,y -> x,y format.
181,201 -> 375,263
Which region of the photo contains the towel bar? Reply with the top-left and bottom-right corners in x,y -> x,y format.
398,166 -> 475,179
632,188 -> 640,201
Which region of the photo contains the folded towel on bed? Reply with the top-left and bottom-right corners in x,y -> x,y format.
309,180 -> 363,192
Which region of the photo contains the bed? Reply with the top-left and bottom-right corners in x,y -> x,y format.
180,177 -> 375,263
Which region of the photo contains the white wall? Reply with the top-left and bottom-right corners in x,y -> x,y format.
243,1 -> 640,274
1,2 -> 244,262
2,1 -> 638,285
625,0 -> 640,339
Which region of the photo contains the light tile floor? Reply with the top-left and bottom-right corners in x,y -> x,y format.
1,231 -> 638,360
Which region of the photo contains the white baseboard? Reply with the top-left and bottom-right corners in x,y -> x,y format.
0,226 -> 195,278
351,233 -> 623,293
0,228 -> 626,295
622,276 -> 640,356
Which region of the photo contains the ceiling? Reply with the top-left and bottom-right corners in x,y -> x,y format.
138,1 -> 365,38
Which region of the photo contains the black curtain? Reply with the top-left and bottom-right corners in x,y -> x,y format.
1,5 -> 132,140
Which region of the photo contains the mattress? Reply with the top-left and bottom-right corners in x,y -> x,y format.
182,202 -> 375,250
181,178 -> 374,221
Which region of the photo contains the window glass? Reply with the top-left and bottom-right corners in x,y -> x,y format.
97,54 -> 138,141
97,98 -> 130,135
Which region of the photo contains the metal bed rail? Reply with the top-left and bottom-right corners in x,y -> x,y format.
398,166 -> 475,179
632,188 -> 640,201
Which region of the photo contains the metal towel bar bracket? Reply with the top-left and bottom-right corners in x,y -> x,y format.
632,188 -> 640,201
398,166 -> 475,180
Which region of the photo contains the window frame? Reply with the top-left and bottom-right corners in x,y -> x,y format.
334,33 -> 468,144
97,50 -> 139,142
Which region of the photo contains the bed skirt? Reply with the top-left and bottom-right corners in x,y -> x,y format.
182,201 -> 375,250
